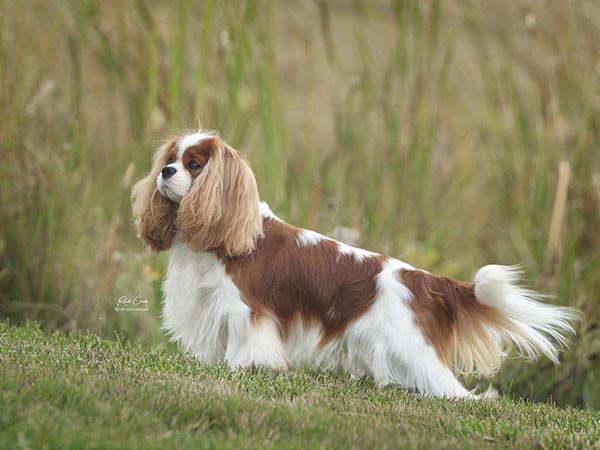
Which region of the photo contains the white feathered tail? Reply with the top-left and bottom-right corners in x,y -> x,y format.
400,264 -> 581,378
463,265 -> 580,376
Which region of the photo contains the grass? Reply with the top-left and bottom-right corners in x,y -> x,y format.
0,0 -> 599,409
2,320 -> 599,450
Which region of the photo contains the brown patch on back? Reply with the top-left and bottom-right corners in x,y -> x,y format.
225,219 -> 387,346
399,269 -> 517,376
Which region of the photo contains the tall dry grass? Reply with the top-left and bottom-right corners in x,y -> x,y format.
1,0 -> 599,407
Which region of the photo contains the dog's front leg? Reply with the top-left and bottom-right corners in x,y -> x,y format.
224,312 -> 288,370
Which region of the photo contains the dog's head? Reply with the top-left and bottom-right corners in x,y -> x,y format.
131,132 -> 263,256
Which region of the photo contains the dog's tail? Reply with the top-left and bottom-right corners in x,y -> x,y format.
398,265 -> 580,377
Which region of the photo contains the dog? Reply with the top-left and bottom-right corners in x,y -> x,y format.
132,131 -> 579,398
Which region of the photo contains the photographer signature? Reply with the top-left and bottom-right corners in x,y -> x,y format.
115,294 -> 149,312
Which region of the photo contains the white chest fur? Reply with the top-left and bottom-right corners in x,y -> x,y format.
162,239 -> 287,368
162,240 -> 249,362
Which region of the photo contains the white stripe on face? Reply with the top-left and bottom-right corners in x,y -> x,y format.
156,133 -> 215,203
177,133 -> 215,158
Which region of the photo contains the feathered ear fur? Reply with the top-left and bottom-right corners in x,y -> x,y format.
176,137 -> 263,256
131,140 -> 178,252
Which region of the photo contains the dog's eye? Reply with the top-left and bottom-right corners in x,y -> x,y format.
188,160 -> 200,170
167,156 -> 174,164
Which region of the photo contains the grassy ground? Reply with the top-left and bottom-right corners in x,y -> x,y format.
1,0 -> 599,408
2,321 -> 599,450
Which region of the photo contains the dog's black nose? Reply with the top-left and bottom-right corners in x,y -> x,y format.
161,166 -> 176,180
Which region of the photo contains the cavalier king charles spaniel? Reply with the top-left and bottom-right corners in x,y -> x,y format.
132,131 -> 579,398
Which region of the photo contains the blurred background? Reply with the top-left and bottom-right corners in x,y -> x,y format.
1,0 -> 599,408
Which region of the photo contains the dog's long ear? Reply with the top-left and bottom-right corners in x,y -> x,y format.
176,137 -> 263,256
131,140 -> 178,252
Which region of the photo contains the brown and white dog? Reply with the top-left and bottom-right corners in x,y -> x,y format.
132,131 -> 579,398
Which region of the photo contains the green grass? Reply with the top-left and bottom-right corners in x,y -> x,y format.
2,321 -> 599,450
1,0 -> 599,408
